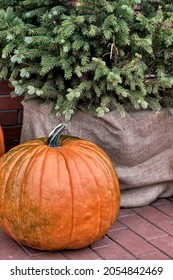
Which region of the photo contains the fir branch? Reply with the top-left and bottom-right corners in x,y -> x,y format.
0,0 -> 172,118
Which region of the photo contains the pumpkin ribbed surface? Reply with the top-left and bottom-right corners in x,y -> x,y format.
0,125 -> 5,157
0,128 -> 120,251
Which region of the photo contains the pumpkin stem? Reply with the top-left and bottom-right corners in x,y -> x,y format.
46,123 -> 66,147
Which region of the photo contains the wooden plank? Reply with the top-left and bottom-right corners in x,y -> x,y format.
0,96 -> 23,110
0,80 -> 13,95
0,110 -> 18,125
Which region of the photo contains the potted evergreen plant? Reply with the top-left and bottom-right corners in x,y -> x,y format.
0,0 -> 173,207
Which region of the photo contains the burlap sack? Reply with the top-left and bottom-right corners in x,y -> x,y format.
20,98 -> 173,208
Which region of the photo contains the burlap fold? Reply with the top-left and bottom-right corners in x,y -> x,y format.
20,98 -> 173,207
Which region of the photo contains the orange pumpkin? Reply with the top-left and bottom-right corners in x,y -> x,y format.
0,124 -> 120,251
0,125 -> 5,157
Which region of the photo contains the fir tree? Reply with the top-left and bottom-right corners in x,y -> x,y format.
0,0 -> 173,119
